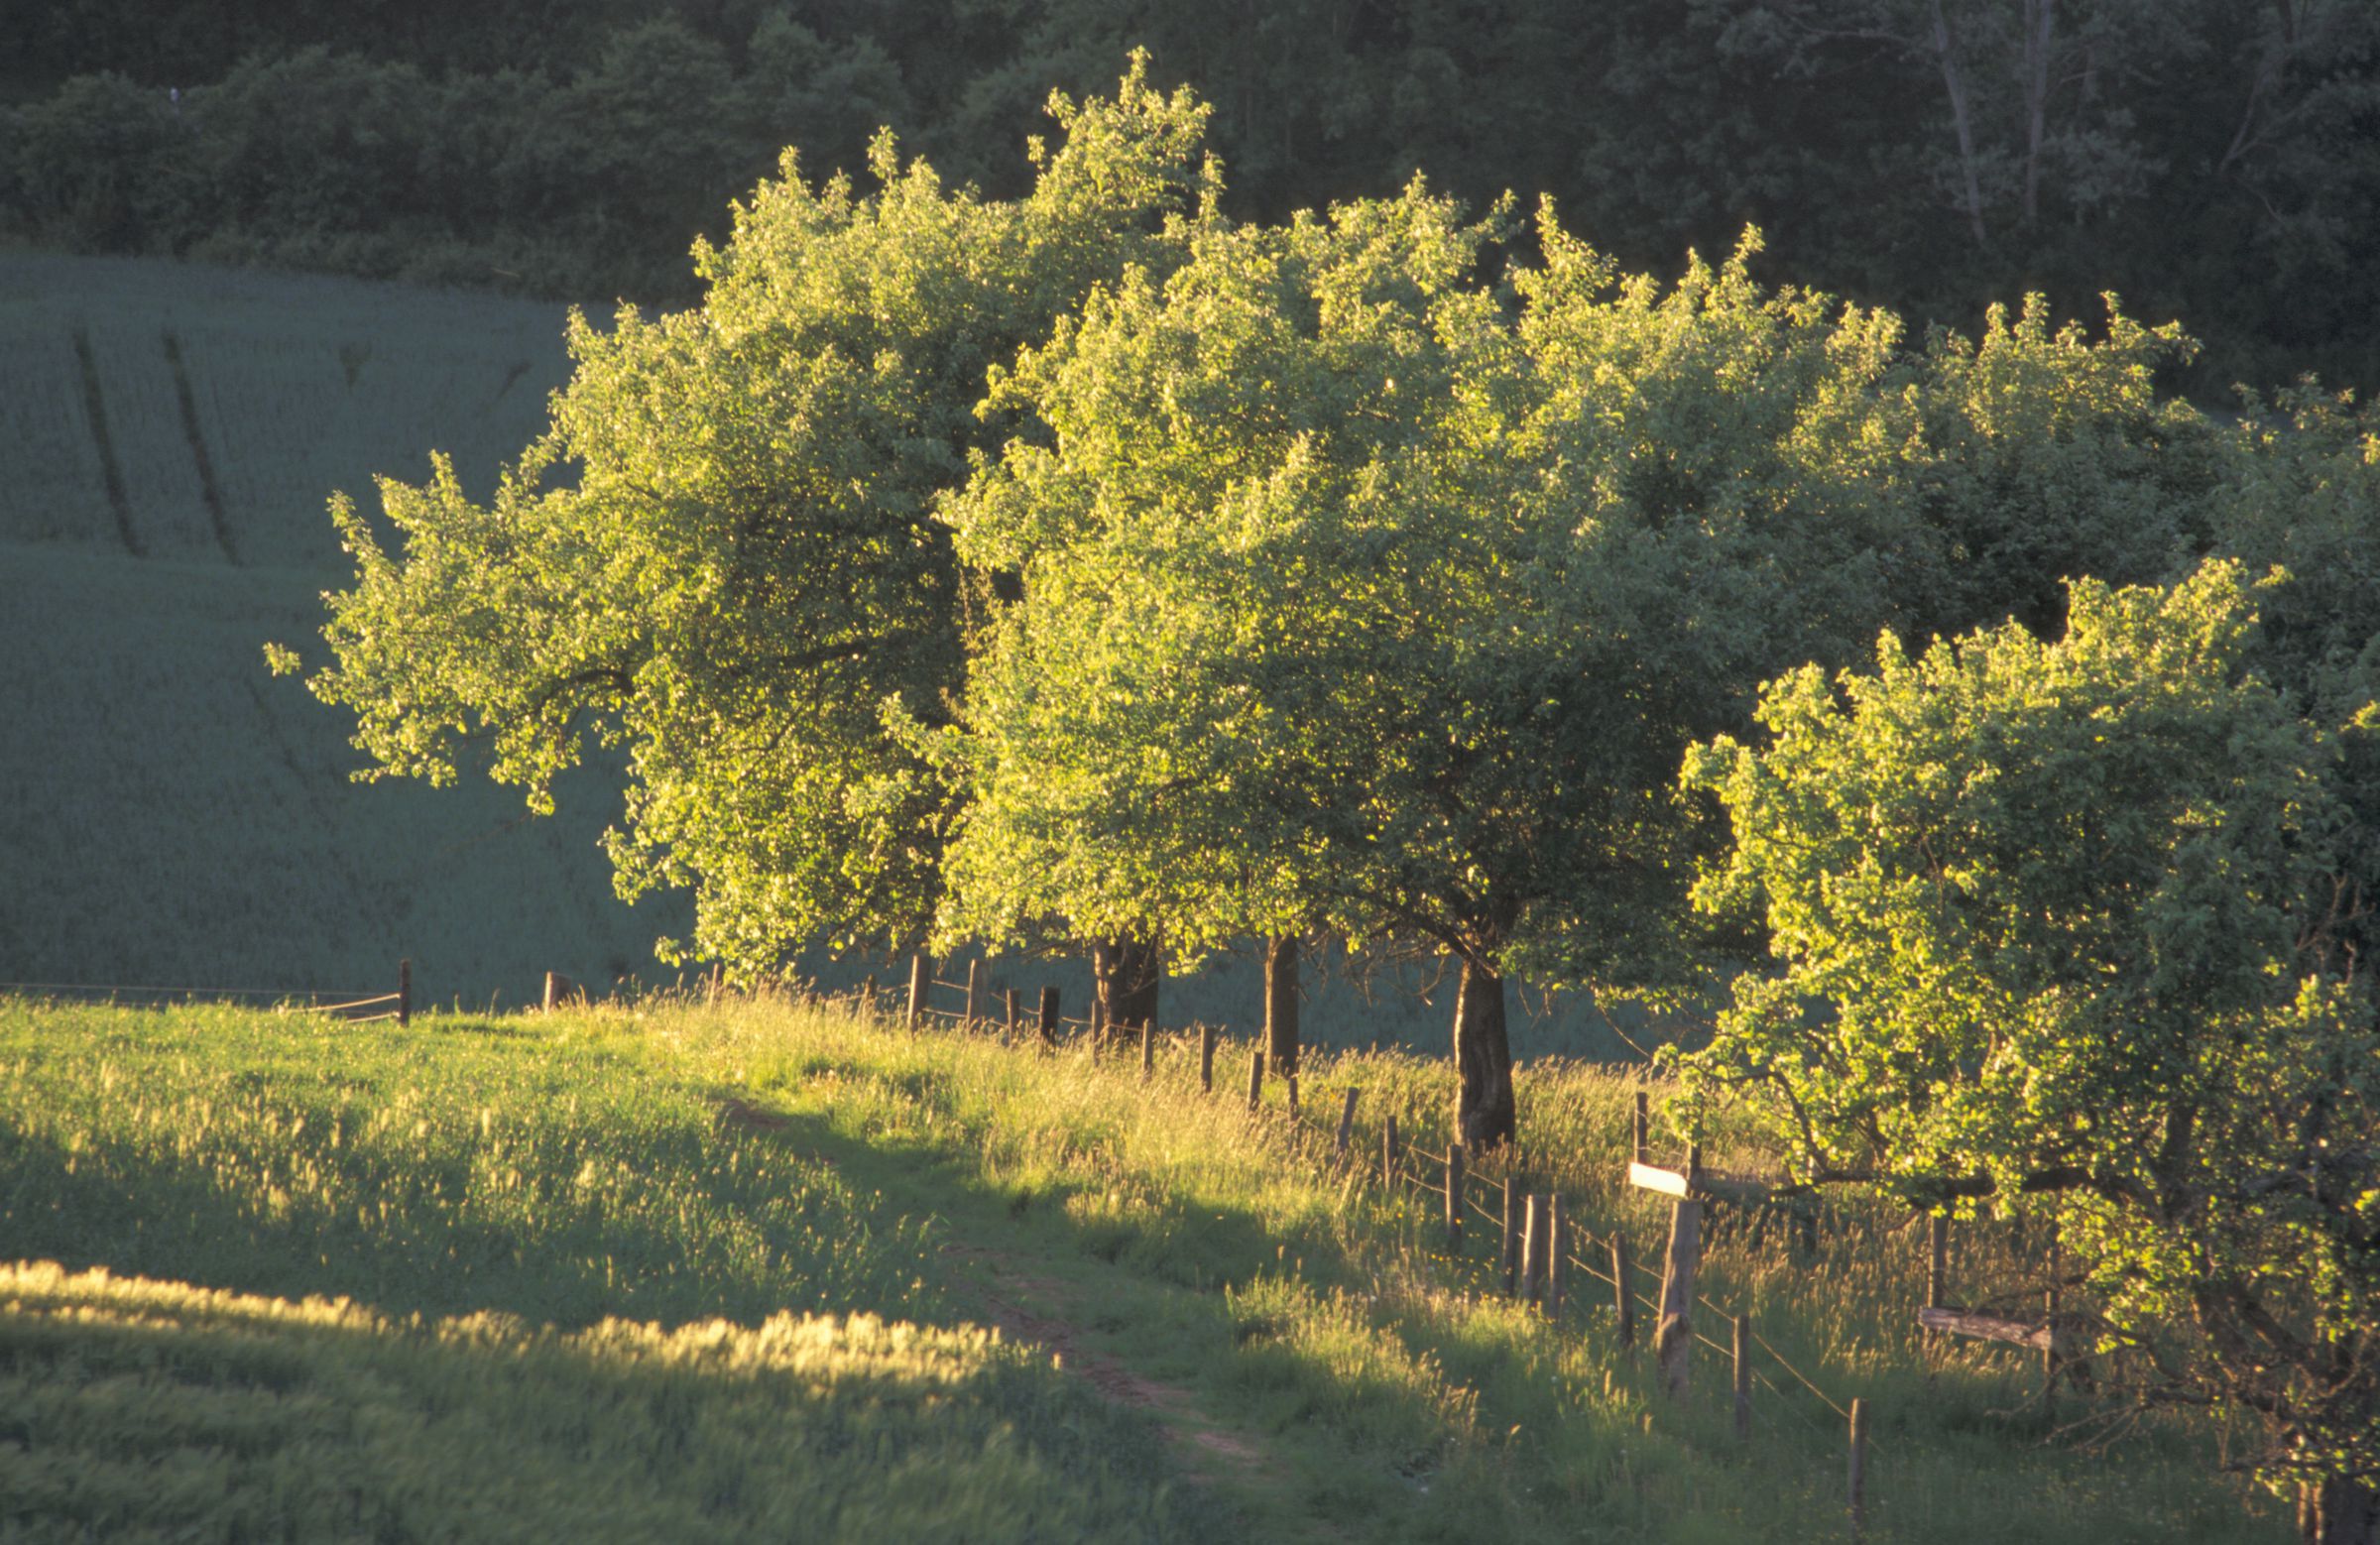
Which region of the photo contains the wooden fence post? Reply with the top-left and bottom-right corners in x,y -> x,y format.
398,959 -> 411,1027
863,973 -> 879,1018
905,953 -> 927,1032
1446,1142 -> 1466,1252
1285,1073 -> 1300,1120
1657,1197 -> 1702,1398
1004,987 -> 1018,1041
1247,1047 -> 1264,1111
1381,1115 -> 1399,1188
1200,1024 -> 1218,1093
1520,1193 -> 1546,1305
1733,1313 -> 1752,1439
543,970 -> 561,1012
1140,1020 -> 1154,1081
1501,1176 -> 1521,1296
1848,1397 -> 1868,1538
1612,1232 -> 1635,1348
1036,986 -> 1058,1049
965,960 -> 984,1031
1927,1215 -> 1949,1315
1336,1088 -> 1360,1155
1632,1090 -> 1649,1165
1547,1194 -> 1565,1322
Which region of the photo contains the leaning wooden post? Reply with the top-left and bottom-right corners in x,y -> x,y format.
1036,986 -> 1059,1049
1547,1194 -> 1566,1322
1247,1047 -> 1265,1112
905,953 -> 928,1032
964,959 -> 985,1031
1520,1193 -> 1546,1305
398,959 -> 412,1027
1199,1024 -> 1218,1093
1612,1232 -> 1635,1348
1139,1020 -> 1154,1081
1656,1196 -> 1702,1398
1847,1397 -> 1869,1538
1501,1176 -> 1521,1296
1381,1114 -> 1399,1188
1003,987 -> 1019,1042
1445,1142 -> 1466,1252
1733,1313 -> 1752,1439
1336,1088 -> 1360,1155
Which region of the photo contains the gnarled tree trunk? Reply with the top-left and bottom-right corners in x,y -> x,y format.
2317,1477 -> 2377,1545
1264,934 -> 1299,1080
1453,953 -> 1516,1150
1093,936 -> 1160,1049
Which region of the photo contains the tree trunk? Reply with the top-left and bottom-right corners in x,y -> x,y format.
2318,1477 -> 2377,1545
1452,954 -> 1516,1150
1927,0 -> 1991,246
1093,936 -> 1160,1049
1264,934 -> 1300,1081
2020,0 -> 2058,229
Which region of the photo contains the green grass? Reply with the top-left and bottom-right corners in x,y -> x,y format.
0,250 -> 572,563
0,998 -> 1210,1542
0,251 -> 678,1008
0,996 -> 2294,1543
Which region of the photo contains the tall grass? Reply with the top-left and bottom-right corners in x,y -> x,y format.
0,999 -> 1214,1541
0,996 -> 2294,1540
0,1263 -> 1195,1545
662,993 -> 2293,1544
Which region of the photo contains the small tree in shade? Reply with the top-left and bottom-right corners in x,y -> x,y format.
1681,563 -> 2379,1540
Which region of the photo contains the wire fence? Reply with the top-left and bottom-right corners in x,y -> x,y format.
1,973 -> 411,1024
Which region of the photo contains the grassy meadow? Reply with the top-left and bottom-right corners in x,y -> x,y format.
0,995 -> 2293,1542
0,251 -> 680,1008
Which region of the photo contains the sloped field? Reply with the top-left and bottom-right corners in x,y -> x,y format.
0,998 -> 2293,1543
0,253 -> 672,1005
0,1001 -> 1204,1543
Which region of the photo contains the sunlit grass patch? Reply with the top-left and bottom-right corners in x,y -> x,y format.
0,1261 -> 1197,1544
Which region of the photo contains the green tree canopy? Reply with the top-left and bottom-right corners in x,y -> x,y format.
1680,561 -> 2379,1524
279,59 -> 1215,969
936,212 -> 2052,1143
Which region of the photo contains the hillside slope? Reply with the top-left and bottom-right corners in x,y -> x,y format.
0,253 -> 675,1005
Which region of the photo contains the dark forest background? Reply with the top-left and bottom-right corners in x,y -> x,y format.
6,0 -> 2376,399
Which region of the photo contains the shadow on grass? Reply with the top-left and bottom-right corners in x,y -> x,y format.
0,1260 -> 1216,1544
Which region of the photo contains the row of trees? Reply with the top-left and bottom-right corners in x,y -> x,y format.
276,68 -> 2378,1530
11,0 -> 2380,397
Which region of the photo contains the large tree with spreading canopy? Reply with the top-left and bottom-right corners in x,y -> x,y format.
276,59 -> 1215,971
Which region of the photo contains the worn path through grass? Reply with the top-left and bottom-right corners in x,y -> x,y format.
710,1085 -> 1350,1539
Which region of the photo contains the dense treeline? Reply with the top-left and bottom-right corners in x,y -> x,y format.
8,0 -> 2378,397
